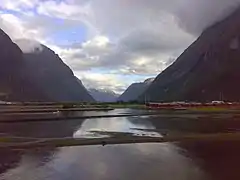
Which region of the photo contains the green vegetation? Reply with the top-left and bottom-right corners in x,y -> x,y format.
14,101 -> 144,109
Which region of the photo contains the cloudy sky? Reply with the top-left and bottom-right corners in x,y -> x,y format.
0,0 -> 239,93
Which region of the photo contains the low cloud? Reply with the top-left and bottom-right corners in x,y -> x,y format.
15,39 -> 43,53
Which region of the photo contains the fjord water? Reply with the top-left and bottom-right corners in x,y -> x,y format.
0,109 -> 240,180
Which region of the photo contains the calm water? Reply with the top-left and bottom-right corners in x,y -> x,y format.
0,109 -> 240,180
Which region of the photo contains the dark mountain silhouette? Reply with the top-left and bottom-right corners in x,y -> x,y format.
16,39 -> 95,102
140,7 -> 240,102
89,88 -> 119,102
118,78 -> 154,102
0,30 -> 48,101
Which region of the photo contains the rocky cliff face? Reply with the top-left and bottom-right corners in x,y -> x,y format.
0,30 -> 48,101
118,78 -> 154,102
16,39 -> 95,102
140,7 -> 240,102
89,88 -> 119,102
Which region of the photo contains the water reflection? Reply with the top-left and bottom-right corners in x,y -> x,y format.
74,108 -> 151,117
1,144 -> 206,180
73,116 -> 160,138
1,109 -> 240,180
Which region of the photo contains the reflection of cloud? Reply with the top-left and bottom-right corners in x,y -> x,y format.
73,116 -> 160,138
2,142 -> 206,180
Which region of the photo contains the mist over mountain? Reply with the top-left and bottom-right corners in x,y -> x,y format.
15,39 -> 95,102
0,29 -> 48,101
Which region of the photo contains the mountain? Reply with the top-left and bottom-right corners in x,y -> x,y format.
89,88 -> 119,102
0,30 -> 93,102
15,39 -> 95,102
139,7 -> 240,102
118,78 -> 154,102
0,29 -> 48,101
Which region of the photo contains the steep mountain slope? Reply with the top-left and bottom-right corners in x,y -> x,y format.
118,78 -> 154,102
76,77 -> 95,101
0,29 -> 48,101
140,7 -> 240,102
16,39 -> 95,102
89,88 -> 119,102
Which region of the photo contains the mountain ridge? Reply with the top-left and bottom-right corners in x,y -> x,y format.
88,88 -> 119,102
139,6 -> 240,102
15,39 -> 95,102
0,30 -> 49,101
118,78 -> 154,102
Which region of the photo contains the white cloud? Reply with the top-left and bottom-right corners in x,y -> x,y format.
82,35 -> 112,56
75,71 -> 128,93
37,1 -> 89,19
34,0 -> 240,36
36,0 -> 97,35
0,13 -> 42,40
15,39 -> 43,53
0,0 -> 39,12
83,36 -> 109,48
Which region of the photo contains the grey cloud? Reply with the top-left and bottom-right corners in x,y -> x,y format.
164,57 -> 177,67
18,0 -> 240,92
61,26 -> 191,74
88,0 -> 175,36
60,40 -> 185,75
172,0 -> 240,35
40,0 -> 240,39
6,0 -> 240,76
119,29 -> 193,56
31,1 -> 195,75
88,0 -> 240,36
